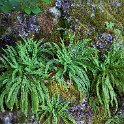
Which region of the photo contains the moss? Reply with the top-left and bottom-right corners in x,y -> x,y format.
92,107 -> 107,124
65,0 -> 124,42
47,80 -> 84,104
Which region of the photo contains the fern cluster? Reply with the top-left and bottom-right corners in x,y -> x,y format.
45,34 -> 92,93
0,38 -> 78,122
39,92 -> 76,124
0,39 -> 48,115
0,35 -> 124,123
89,44 -> 124,116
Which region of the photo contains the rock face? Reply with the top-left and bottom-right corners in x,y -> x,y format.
37,6 -> 61,41
0,12 -> 59,36
57,0 -> 124,62
0,0 -> 124,43
0,112 -> 13,124
69,97 -> 93,124
0,1 -> 124,124
60,0 -> 124,41
0,3 -> 61,47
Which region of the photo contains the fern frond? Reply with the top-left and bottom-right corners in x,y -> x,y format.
90,44 -> 124,116
45,37 -> 91,94
39,94 -> 76,124
0,38 -> 48,116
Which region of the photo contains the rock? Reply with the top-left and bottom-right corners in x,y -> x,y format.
69,97 -> 93,124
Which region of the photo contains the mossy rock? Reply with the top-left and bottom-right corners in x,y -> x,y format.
46,80 -> 84,104
66,0 -> 124,42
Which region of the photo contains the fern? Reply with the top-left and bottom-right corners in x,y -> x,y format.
105,115 -> 122,124
45,35 -> 91,93
89,44 -> 124,116
0,38 -> 48,115
39,93 -> 76,124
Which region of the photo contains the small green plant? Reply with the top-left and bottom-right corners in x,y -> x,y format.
39,93 -> 76,124
21,0 -> 51,14
0,0 -> 51,14
0,38 -> 48,115
89,44 -> 124,116
105,21 -> 122,36
105,115 -> 122,124
0,0 -> 20,13
105,21 -> 115,30
45,34 -> 91,93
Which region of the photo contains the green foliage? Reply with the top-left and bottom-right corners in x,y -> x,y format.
105,21 -> 122,35
45,34 -> 91,93
39,93 -> 76,124
105,21 -> 115,30
0,0 -> 51,14
42,0 -> 51,3
22,6 -> 41,15
105,21 -> 124,43
0,38 -> 48,115
105,115 -> 122,124
0,0 -> 21,13
89,44 -> 124,116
